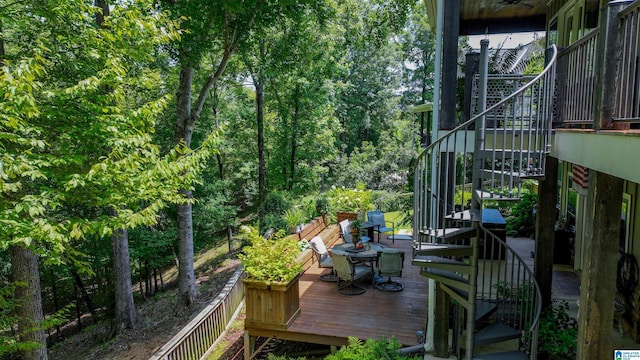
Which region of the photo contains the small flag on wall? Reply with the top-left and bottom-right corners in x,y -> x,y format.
572,164 -> 589,196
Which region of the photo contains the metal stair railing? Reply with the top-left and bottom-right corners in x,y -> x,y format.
413,44 -> 557,251
412,44 -> 556,360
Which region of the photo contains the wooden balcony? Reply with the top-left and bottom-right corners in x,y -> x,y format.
244,236 -> 428,348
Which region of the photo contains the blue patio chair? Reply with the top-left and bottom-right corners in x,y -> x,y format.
367,210 -> 395,243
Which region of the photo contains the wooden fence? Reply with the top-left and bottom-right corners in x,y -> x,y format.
149,267 -> 245,360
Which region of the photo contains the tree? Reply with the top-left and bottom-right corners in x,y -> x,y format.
1,0 -> 219,354
399,3 -> 437,106
161,0 -> 323,306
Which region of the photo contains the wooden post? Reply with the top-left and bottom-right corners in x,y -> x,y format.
576,171 -> 623,359
534,156 -> 558,310
440,0 -> 460,130
434,283 -> 450,357
593,1 -> 629,130
243,330 -> 255,360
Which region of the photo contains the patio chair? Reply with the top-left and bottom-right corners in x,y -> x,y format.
339,219 -> 370,244
339,219 -> 352,244
375,249 -> 405,292
331,252 -> 371,295
367,210 -> 395,243
309,236 -> 338,282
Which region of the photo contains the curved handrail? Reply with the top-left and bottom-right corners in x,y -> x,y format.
414,45 -> 558,164
412,45 -> 557,359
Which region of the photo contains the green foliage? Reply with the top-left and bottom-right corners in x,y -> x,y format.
325,337 -> 419,360
505,192 -> 537,237
454,189 -> 473,210
326,184 -> 374,217
259,192 -> 291,220
315,196 -> 329,215
282,208 -> 307,227
238,226 -> 302,285
538,300 -> 578,359
492,280 -> 534,303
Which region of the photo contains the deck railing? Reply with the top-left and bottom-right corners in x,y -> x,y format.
555,29 -> 599,126
149,267 -> 245,360
615,0 -> 640,124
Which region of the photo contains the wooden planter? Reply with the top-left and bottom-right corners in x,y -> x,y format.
337,211 -> 358,223
243,274 -> 301,330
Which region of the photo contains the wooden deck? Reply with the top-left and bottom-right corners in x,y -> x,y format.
245,236 -> 428,348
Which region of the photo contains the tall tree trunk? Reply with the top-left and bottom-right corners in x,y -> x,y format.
257,39 -> 267,210
175,67 -> 199,306
172,26 -> 235,306
288,87 -> 299,191
9,245 -> 48,360
112,227 -> 136,332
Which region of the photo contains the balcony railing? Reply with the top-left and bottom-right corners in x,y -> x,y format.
555,29 -> 599,127
615,0 -> 640,123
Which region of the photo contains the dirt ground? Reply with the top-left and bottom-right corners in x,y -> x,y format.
47,257 -> 243,360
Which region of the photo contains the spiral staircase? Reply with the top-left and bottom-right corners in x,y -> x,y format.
411,44 -> 558,359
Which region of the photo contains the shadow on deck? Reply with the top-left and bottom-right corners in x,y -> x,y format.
245,236 -> 428,349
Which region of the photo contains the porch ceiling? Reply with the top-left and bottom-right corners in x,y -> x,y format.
424,0 -> 548,35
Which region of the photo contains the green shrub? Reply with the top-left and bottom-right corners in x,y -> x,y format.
325,184 -> 374,220
538,300 -> 577,359
238,227 -> 302,285
506,191 -> 537,237
325,337 -> 420,360
283,208 -> 307,227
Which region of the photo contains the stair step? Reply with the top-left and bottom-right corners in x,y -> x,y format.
474,190 -> 520,202
442,285 -> 498,324
412,256 -> 472,273
444,209 -> 481,222
420,268 -> 470,293
473,351 -> 529,360
419,227 -> 476,243
474,322 -> 521,346
413,243 -> 473,257
480,169 -> 523,180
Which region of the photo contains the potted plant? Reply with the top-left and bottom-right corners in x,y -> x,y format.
350,218 -> 362,245
239,226 -> 303,330
283,207 -> 306,234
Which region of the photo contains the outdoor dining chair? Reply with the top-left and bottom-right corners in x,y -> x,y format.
339,219 -> 372,244
367,210 -> 395,243
331,252 -> 371,295
339,219 -> 352,244
375,249 -> 405,292
309,236 -> 338,282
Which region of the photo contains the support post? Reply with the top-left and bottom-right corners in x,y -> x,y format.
576,171 -> 623,359
593,1 -> 630,130
534,156 -> 558,310
434,283 -> 450,357
244,330 -> 255,360
440,0 -> 460,130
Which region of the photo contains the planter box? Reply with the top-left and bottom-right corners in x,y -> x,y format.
337,211 -> 358,223
243,274 -> 301,330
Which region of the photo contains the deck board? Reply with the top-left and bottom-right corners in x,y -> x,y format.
245,236 -> 428,348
